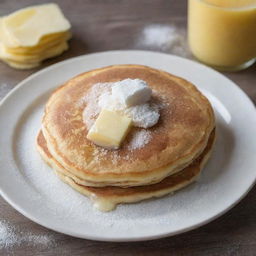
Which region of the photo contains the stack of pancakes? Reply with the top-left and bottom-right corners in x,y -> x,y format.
37,65 -> 215,211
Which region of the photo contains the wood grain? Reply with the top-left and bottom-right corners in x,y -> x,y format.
0,1 -> 255,255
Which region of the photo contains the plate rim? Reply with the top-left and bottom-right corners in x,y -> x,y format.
0,50 -> 256,242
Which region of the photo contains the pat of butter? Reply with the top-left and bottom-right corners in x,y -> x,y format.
3,3 -> 71,47
87,109 -> 132,149
112,79 -> 152,107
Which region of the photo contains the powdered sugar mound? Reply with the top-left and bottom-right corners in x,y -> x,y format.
125,103 -> 159,128
128,129 -> 152,150
96,80 -> 160,128
99,94 -> 159,128
0,220 -> 56,249
137,24 -> 192,58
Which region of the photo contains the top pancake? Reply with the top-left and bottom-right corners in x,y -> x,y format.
42,65 -> 215,186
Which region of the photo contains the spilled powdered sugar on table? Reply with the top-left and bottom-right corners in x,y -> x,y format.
136,24 -> 193,58
0,219 -> 56,250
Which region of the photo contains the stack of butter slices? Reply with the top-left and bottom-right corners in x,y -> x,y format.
37,65 -> 216,212
0,3 -> 71,69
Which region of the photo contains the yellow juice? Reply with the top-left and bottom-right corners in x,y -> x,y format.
188,0 -> 256,70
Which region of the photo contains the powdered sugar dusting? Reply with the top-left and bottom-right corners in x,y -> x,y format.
82,82 -> 112,129
128,129 -> 152,150
92,142 -> 130,164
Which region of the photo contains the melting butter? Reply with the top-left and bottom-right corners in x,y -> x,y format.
92,198 -> 117,212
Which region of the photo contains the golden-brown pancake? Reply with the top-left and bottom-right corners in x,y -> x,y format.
42,65 -> 215,187
36,129 -> 215,211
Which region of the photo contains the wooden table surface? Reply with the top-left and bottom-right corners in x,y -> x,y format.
0,1 -> 255,255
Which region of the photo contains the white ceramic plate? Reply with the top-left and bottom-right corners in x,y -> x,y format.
0,51 -> 256,241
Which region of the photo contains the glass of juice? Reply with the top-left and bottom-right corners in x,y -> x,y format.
188,0 -> 256,71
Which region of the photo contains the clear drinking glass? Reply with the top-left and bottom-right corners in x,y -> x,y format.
188,0 -> 256,71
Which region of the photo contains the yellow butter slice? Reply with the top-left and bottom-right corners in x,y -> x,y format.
2,3 -> 71,47
87,109 -> 132,149
3,59 -> 40,69
3,34 -> 70,57
0,18 -> 16,47
0,41 -> 68,69
0,41 -> 68,62
6,32 -> 71,55
0,17 -> 70,49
